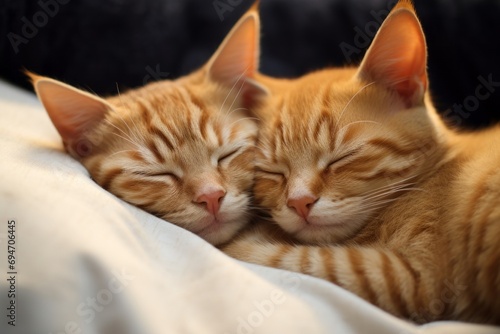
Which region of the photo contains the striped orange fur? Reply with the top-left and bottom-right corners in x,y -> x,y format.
30,7 -> 266,246
223,0 -> 500,325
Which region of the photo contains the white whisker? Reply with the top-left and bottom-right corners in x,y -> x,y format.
112,86 -> 146,144
109,132 -> 140,148
356,198 -> 400,211
359,178 -> 418,198
104,119 -> 137,144
338,120 -> 381,133
336,81 -> 375,131
229,116 -> 259,128
219,66 -> 250,115
223,76 -> 248,124
108,149 -> 138,158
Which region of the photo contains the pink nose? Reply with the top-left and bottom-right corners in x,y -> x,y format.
195,190 -> 226,216
287,196 -> 318,218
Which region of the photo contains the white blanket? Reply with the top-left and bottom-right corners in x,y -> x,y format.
0,79 -> 498,334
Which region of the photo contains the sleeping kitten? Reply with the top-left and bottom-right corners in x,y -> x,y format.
223,0 -> 500,324
29,8 -> 266,246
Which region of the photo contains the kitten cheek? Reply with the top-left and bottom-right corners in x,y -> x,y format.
254,178 -> 283,207
226,149 -> 256,171
223,159 -> 255,185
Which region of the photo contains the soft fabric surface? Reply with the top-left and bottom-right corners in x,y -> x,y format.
1,79 -> 498,334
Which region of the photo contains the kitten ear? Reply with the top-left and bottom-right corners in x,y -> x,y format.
207,2 -> 268,105
356,1 -> 427,107
28,73 -> 112,158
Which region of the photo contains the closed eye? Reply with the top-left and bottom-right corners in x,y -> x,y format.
218,149 -> 240,163
133,171 -> 179,180
327,149 -> 360,168
256,167 -> 285,179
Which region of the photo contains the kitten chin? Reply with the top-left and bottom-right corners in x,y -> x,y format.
196,216 -> 249,245
278,217 -> 368,245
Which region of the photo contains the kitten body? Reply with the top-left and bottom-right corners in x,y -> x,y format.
223,1 -> 500,324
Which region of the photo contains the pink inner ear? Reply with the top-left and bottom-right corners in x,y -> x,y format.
208,13 -> 259,85
35,79 -> 110,156
206,11 -> 267,109
357,9 -> 427,107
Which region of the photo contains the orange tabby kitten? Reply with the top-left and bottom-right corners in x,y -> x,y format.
30,9 -> 266,246
223,0 -> 500,324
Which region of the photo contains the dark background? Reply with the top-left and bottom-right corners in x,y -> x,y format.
1,0 -> 500,129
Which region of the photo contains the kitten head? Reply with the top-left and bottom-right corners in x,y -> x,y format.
255,0 -> 446,244
30,7 -> 266,246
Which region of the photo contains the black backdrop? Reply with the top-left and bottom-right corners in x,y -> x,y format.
1,0 -> 500,129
